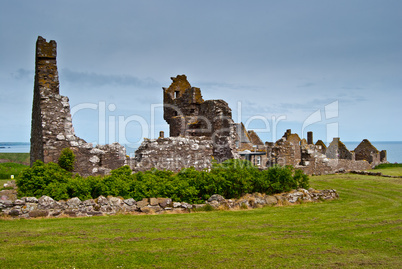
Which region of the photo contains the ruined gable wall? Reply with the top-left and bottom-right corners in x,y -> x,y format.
354,139 -> 380,164
30,37 -> 127,176
326,138 -> 353,160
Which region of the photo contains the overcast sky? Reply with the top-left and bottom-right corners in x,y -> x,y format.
1,0 -> 401,151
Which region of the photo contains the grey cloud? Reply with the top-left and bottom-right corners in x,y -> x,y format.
61,69 -> 161,88
298,82 -> 316,88
11,69 -> 34,81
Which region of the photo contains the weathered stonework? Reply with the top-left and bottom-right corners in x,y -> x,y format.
30,37 -> 127,176
354,139 -> 384,166
29,37 -> 387,176
1,189 -> 339,219
264,130 -> 384,175
162,75 -> 239,163
132,136 -> 213,172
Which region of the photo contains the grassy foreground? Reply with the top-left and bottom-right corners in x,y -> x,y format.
0,173 -> 401,268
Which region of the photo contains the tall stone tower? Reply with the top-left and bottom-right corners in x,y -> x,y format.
30,36 -> 72,165
30,36 -> 127,175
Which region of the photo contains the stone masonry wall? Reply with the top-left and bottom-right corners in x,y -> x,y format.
162,75 -> 239,163
1,188 -> 339,219
30,37 -> 127,176
132,136 -> 214,172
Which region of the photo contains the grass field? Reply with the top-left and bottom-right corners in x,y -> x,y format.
0,163 -> 28,181
0,172 -> 401,268
0,153 -> 29,165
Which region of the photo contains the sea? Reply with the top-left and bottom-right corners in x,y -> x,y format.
1,141 -> 402,163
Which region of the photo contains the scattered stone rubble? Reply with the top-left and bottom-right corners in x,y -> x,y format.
0,182 -> 338,219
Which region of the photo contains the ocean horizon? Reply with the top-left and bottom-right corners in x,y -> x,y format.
1,141 -> 402,163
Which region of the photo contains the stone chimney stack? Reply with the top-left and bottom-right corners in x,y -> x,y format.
307,131 -> 313,145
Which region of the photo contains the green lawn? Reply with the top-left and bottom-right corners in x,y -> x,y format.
0,173 -> 401,268
372,167 -> 402,177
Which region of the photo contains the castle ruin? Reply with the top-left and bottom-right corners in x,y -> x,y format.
30,36 -> 387,176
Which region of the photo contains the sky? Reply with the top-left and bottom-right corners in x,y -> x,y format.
1,0 -> 401,153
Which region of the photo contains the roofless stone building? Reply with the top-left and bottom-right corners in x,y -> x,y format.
30,36 -> 387,176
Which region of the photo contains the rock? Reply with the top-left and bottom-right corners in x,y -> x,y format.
208,194 -> 225,202
136,198 -> 149,208
83,199 -> 95,207
108,197 -> 123,207
123,198 -> 136,206
87,211 -> 103,216
149,198 -> 159,206
100,205 -> 113,213
207,200 -> 220,208
181,203 -> 192,209
38,196 -> 56,209
264,195 -> 278,205
23,197 -> 39,203
158,198 -> 172,208
67,197 -> 82,208
97,196 -> 109,206
29,209 -> 49,218
13,199 -> 25,206
173,202 -> 182,208
287,192 -> 304,203
9,208 -> 21,216
64,210 -> 77,217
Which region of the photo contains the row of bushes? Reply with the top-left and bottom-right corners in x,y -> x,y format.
16,159 -> 309,204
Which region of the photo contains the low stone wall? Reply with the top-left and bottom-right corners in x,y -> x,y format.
0,188 -> 338,219
131,136 -> 214,172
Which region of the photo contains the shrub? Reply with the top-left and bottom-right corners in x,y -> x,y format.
15,159 -> 310,204
58,148 -> 76,171
16,160 -> 72,198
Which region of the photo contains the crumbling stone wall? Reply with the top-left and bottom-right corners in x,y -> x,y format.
30,37 -> 127,176
162,75 -> 238,163
132,136 -> 213,172
354,139 -> 380,165
326,138 -> 353,160
266,130 -> 301,167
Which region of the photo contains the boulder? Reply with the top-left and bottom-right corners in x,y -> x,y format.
28,209 -> 49,218
67,197 -> 82,208
158,198 -> 172,208
264,195 -> 278,205
208,194 -> 225,203
23,197 -> 39,203
123,198 -> 136,206
109,197 -> 124,207
38,196 -> 57,209
136,198 -> 149,208
97,196 -> 109,206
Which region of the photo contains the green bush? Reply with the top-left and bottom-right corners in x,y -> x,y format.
16,160 -> 72,199
15,159 -> 310,203
58,148 -> 76,171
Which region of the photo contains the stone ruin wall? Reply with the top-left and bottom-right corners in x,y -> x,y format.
131,75 -> 239,171
266,131 -> 380,175
131,136 -> 213,172
30,36 -> 387,177
30,37 -> 127,177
